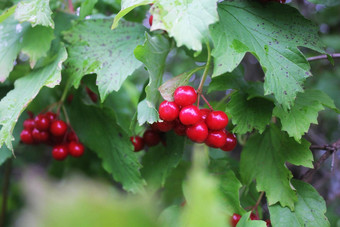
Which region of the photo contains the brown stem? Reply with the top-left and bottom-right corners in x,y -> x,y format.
251,191 -> 264,213
307,53 -> 340,62
0,159 -> 12,227
200,94 -> 213,110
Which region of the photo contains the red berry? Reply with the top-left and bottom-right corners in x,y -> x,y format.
34,114 -> 50,131
250,213 -> 259,220
200,108 -> 211,120
32,128 -> 49,143
179,105 -> 201,125
130,136 -> 145,152
206,111 -> 228,130
174,120 -> 186,136
220,132 -> 237,152
159,101 -> 180,121
186,121 -> 208,143
86,87 -> 98,103
154,121 -> 175,132
231,213 -> 241,227
143,129 -> 161,147
265,220 -> 271,227
68,141 -> 85,157
205,130 -> 227,148
50,120 -> 68,137
52,145 -> 68,161
174,86 -> 197,107
67,131 -> 78,142
149,15 -> 153,26
45,111 -> 57,121
67,94 -> 74,103
20,129 -> 34,144
23,119 -> 35,130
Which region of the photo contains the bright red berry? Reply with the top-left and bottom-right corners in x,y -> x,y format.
20,129 -> 34,144
200,108 -> 211,120
250,213 -> 259,220
159,101 -> 180,121
206,111 -> 228,130
143,129 -> 161,147
45,112 -> 57,121
186,121 -> 208,143
66,131 -> 78,142
32,128 -> 49,143
23,119 -> 35,130
50,120 -> 68,137
179,105 -> 201,125
52,145 -> 68,161
265,220 -> 271,227
174,120 -> 186,136
149,15 -> 153,26
130,136 -> 145,152
34,114 -> 50,131
173,86 -> 197,107
231,213 -> 241,227
68,141 -> 85,157
220,132 -> 237,152
205,130 -> 227,148
153,121 -> 175,132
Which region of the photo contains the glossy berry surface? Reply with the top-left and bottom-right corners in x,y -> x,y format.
68,141 -> 85,157
149,15 -> 153,26
20,129 -> 34,144
159,101 -> 180,121
173,86 -> 197,107
50,120 -> 68,137
143,129 -> 161,147
154,121 -> 175,132
67,131 -> 78,142
32,128 -> 49,143
34,114 -> 50,131
174,120 -> 186,136
45,112 -> 57,121
130,136 -> 145,152
179,105 -> 201,125
186,121 -> 208,143
206,111 -> 229,130
52,145 -> 68,161
23,119 -> 35,130
205,130 -> 227,148
221,132 -> 237,152
200,108 -> 211,120
231,213 -> 241,227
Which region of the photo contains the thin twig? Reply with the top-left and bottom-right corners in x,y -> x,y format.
0,159 -> 12,227
307,53 -> 340,62
197,41 -> 212,95
200,94 -> 213,110
251,191 -> 264,213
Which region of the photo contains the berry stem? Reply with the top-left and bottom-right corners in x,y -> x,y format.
68,0 -> 74,13
307,53 -> 340,62
61,105 -> 71,125
251,191 -> 265,213
197,41 -> 212,95
200,94 -> 213,110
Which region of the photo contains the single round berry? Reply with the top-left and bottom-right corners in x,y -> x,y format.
231,213 -> 241,227
23,119 -> 35,130
149,15 -> 153,26
68,141 -> 85,157
159,101 -> 180,121
174,86 -> 197,107
143,129 -> 161,147
130,136 -> 145,152
205,130 -> 227,148
20,129 -> 34,144
32,128 -> 49,143
174,120 -> 186,136
206,111 -> 229,130
50,120 -> 68,137
200,108 -> 211,120
67,131 -> 78,142
250,213 -> 259,220
34,114 -> 50,131
186,121 -> 208,143
265,220 -> 271,227
220,132 -> 237,152
45,111 -> 57,121
155,121 -> 175,132
52,145 -> 68,161
179,105 -> 201,125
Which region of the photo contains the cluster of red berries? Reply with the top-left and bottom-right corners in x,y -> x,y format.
20,111 -> 84,161
130,128 -> 167,152
130,86 -> 237,152
231,213 -> 271,227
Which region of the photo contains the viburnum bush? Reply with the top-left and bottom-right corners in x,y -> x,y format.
0,0 -> 340,226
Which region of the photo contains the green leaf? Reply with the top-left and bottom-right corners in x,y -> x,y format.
15,0 -> 54,28
151,0 -> 219,52
180,149 -> 230,227
79,0 -> 98,20
111,0 -> 153,29
0,5 -> 17,23
0,17 -> 29,82
210,1 -> 325,109
0,146 -> 11,166
134,34 -> 171,125
237,212 -> 266,227
274,89 -> 337,142
226,91 -> 274,134
240,124 -> 313,209
141,131 -> 185,188
22,25 -> 54,67
63,19 -> 146,101
269,180 -> 330,227
0,46 -> 67,151
68,98 -> 146,193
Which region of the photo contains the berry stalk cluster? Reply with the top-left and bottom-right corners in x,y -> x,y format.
231,213 -> 271,227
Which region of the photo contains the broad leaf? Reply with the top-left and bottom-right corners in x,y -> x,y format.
141,131 -> 185,188
226,91 -> 274,134
151,0 -> 219,52
64,19 -> 146,101
79,0 -> 98,19
274,89 -> 337,142
68,98 -> 146,193
210,1 -> 325,109
134,34 -> 170,125
240,124 -> 313,209
237,212 -> 266,227
112,0 -> 153,29
0,46 -> 67,151
269,180 -> 330,227
15,0 -> 54,28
